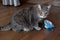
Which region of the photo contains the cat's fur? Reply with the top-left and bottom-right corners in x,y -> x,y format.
0,4 -> 51,32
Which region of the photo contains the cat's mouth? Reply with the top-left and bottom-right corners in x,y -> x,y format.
37,14 -> 47,21
38,12 -> 48,19
39,15 -> 47,18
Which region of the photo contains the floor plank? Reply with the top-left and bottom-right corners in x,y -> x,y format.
0,4 -> 60,40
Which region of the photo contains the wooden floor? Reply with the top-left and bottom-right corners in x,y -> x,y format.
0,5 -> 60,40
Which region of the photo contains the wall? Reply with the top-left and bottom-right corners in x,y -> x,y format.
20,0 -> 53,4
0,0 -> 1,3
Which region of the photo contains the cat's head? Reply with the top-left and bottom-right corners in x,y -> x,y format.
36,4 -> 51,19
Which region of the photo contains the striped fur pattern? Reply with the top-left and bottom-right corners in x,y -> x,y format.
0,4 -> 51,32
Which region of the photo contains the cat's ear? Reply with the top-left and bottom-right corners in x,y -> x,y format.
47,5 -> 51,9
35,4 -> 41,10
37,4 -> 41,10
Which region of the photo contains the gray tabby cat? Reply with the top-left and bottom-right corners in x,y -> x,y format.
0,4 -> 51,32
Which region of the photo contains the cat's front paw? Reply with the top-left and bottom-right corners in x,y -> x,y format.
33,26 -> 41,31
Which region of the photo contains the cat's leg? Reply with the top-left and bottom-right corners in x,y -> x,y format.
11,19 -> 31,32
33,25 -> 41,30
12,24 -> 31,32
33,26 -> 41,30
11,21 -> 22,32
33,22 -> 41,31
12,25 -> 22,32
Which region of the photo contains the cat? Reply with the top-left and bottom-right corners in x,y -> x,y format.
0,4 -> 51,32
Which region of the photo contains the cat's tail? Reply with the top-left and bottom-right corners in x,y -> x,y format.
0,23 -> 12,31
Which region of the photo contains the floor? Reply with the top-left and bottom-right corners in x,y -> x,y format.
0,5 -> 60,40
